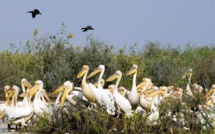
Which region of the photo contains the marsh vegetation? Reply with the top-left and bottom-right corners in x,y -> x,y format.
0,26 -> 215,134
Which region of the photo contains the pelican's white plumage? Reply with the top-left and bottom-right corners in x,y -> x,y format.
77,65 -> 96,103
126,64 -> 140,111
17,78 -> 32,107
5,85 -> 33,128
0,86 -> 11,121
106,70 -> 132,117
58,81 -> 89,109
32,80 -> 53,121
88,65 -> 116,115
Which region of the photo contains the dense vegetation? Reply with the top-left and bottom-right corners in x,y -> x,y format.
0,26 -> 215,91
1,25 -> 215,133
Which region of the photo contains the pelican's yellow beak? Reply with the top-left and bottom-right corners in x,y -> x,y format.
182,69 -> 192,79
93,81 -> 99,88
205,88 -> 215,99
22,80 -> 32,89
145,90 -> 165,98
29,84 -> 40,96
77,68 -> 87,78
52,86 -> 64,95
42,89 -> 51,102
7,89 -> 15,100
19,92 -> 26,97
106,74 -> 118,82
136,81 -> 147,90
126,64 -> 138,76
87,67 -> 102,79
140,89 -> 155,96
118,90 -> 124,95
60,85 -> 70,107
168,86 -> 174,90
205,99 -> 212,106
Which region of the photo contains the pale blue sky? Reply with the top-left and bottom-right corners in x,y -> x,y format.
0,1 -> 214,52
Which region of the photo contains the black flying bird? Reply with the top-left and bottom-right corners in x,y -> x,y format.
81,25 -> 94,32
27,9 -> 42,18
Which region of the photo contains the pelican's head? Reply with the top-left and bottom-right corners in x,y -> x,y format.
35,80 -> 43,85
87,65 -> 105,79
126,64 -> 138,76
21,78 -> 32,89
94,79 -> 105,88
28,80 -> 43,96
176,87 -> 183,91
12,85 -> 20,92
205,85 -> 215,99
12,85 -> 20,105
106,70 -> 122,82
4,85 -> 11,97
137,78 -> 151,88
168,86 -> 174,90
118,86 -> 127,91
40,89 -> 50,102
159,86 -> 168,91
140,89 -> 155,96
52,86 -> 64,95
61,81 -> 74,107
145,89 -> 165,98
108,84 -> 116,93
182,68 -> 192,79
5,86 -> 15,100
77,65 -> 89,78
4,85 -> 10,92
136,79 -> 147,90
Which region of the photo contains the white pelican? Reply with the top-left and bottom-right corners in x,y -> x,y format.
126,64 -> 140,111
5,85 -> 33,129
77,65 -> 96,109
0,86 -> 11,121
139,81 -> 157,112
146,96 -> 159,125
60,81 -> 87,108
106,70 -> 132,117
136,78 -> 153,93
32,80 -> 53,121
192,83 -> 203,93
182,68 -> 193,96
16,78 -> 32,107
18,79 -> 51,108
205,85 -> 215,99
144,85 -> 174,106
204,85 -> 215,109
87,65 -> 116,115
52,87 -> 63,105
53,81 -> 89,109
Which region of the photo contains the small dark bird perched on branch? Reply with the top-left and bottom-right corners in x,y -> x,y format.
27,9 -> 42,18
81,25 -> 94,32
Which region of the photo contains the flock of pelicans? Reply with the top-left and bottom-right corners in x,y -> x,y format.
0,64 -> 215,132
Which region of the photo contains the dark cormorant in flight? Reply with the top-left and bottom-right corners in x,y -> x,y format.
81,25 -> 94,32
27,9 -> 42,18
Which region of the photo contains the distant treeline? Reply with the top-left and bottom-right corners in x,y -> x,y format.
0,28 -> 215,92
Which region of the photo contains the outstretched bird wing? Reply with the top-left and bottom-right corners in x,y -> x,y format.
34,9 -> 41,14
32,13 -> 36,18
